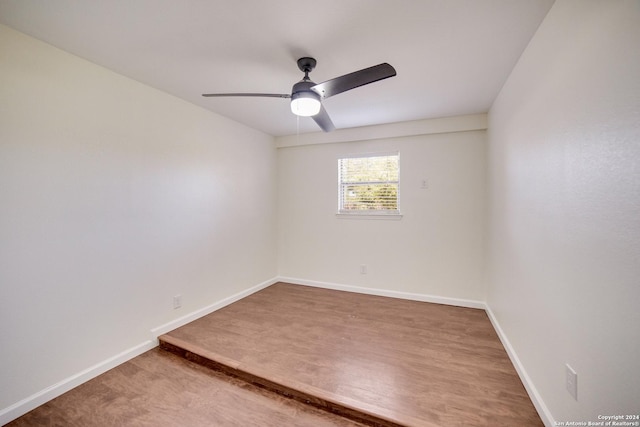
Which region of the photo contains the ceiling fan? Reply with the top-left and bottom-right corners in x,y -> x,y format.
202,57 -> 396,132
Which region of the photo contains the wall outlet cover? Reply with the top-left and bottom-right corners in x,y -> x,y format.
173,295 -> 182,309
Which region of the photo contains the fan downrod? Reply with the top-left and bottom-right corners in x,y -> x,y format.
297,57 -> 317,73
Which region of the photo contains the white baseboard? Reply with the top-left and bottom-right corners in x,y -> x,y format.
150,276 -> 278,340
0,340 -> 155,426
0,276 -> 279,425
485,305 -> 555,427
277,276 -> 486,309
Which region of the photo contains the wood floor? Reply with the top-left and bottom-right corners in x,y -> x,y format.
160,283 -> 542,426
8,282 -> 543,426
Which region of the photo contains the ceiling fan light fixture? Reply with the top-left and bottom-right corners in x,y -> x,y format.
290,91 -> 321,117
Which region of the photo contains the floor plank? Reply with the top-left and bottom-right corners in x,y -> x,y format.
160,283 -> 543,427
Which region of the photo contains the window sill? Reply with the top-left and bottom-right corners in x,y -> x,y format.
336,213 -> 403,220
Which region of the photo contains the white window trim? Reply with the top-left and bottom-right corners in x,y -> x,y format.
336,212 -> 403,220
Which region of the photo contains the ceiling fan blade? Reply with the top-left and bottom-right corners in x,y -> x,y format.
202,93 -> 291,98
312,104 -> 335,132
311,63 -> 396,99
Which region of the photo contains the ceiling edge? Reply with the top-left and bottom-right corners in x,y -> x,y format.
276,114 -> 488,148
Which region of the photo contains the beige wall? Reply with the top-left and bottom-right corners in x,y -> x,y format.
0,24 -> 277,414
277,128 -> 487,302
487,0 -> 640,423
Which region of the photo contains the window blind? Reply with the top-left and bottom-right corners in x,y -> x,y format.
338,153 -> 400,214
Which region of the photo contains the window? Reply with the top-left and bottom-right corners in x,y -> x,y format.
338,153 -> 400,216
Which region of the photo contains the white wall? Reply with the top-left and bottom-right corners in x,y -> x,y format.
6,0 -> 639,423
277,125 -> 487,302
487,0 -> 640,424
0,24 -> 277,415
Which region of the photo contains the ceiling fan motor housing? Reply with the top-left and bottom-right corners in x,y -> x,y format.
291,79 -> 319,100
291,56 -> 321,113
292,57 -> 321,103
290,79 -> 321,116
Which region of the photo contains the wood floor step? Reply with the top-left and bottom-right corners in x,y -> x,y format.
158,283 -> 543,427
158,333 -> 412,427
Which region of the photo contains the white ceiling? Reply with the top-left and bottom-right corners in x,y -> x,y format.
0,0 -> 554,136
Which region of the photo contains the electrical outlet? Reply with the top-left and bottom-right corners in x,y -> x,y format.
173,294 -> 182,310
566,364 -> 577,400
421,179 -> 428,189
360,264 -> 367,275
